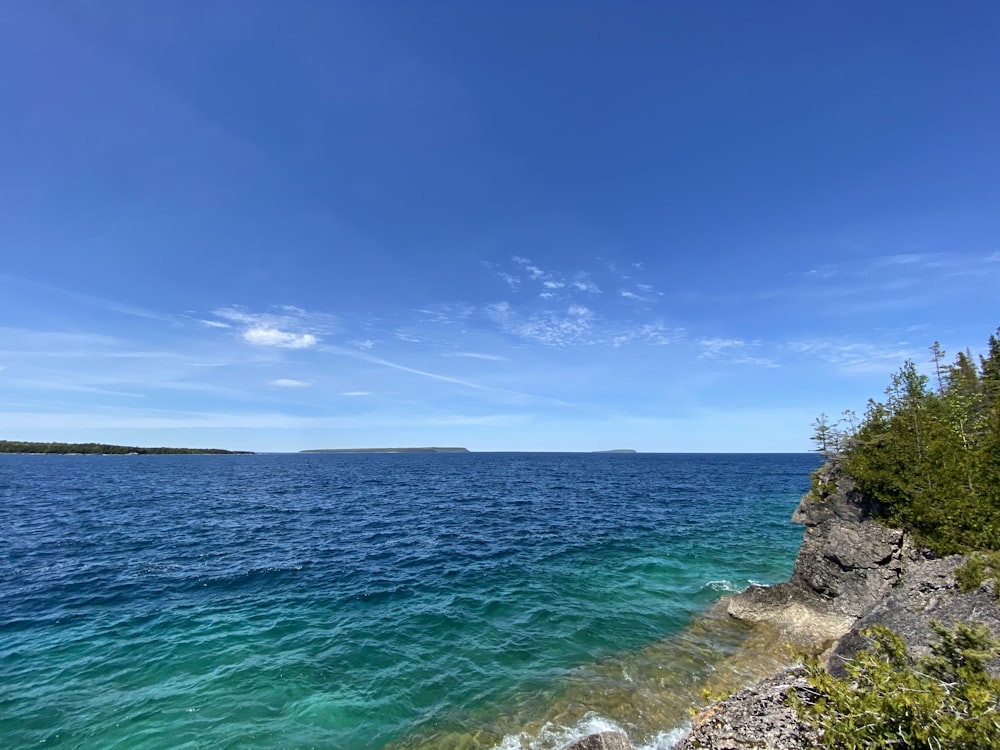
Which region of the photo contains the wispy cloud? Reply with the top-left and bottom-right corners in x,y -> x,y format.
213,305 -> 336,349
270,378 -> 311,388
787,339 -> 920,375
0,274 -> 178,323
0,409 -> 529,432
487,301 -> 679,348
698,338 -> 779,368
499,256 -> 603,300
444,352 -> 509,361
340,390 -> 372,397
488,302 -> 596,347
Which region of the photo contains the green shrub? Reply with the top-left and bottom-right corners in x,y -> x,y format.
956,551 -> 1000,602
792,623 -> 1000,749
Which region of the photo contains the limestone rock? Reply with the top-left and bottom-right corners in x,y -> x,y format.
561,731 -> 633,750
829,553 -> 1000,678
727,461 -> 905,651
677,458 -> 1000,750
674,668 -> 820,750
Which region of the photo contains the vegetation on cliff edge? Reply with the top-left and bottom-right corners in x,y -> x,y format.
794,623 -> 1000,749
812,326 -> 1000,556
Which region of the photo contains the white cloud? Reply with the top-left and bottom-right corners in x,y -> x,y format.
244,327 -> 317,349
270,378 -> 311,388
352,339 -> 376,350
213,305 -> 334,349
199,319 -> 231,329
340,390 -> 372,396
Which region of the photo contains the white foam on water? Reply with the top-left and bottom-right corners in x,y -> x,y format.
633,726 -> 689,750
491,713 -> 624,750
703,579 -> 739,592
490,713 -> 689,750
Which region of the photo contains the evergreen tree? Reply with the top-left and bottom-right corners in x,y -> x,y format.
837,328 -> 1000,554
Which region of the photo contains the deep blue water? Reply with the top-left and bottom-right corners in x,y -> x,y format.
0,452 -> 819,749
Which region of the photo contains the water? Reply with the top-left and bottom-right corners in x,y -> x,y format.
0,452 -> 819,749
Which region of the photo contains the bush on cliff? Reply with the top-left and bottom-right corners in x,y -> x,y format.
793,622 -> 1000,749
824,327 -> 1000,556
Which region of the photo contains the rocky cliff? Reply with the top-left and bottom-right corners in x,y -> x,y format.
566,458 -> 999,750
676,458 -> 1000,750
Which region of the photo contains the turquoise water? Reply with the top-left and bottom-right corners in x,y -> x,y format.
0,452 -> 818,749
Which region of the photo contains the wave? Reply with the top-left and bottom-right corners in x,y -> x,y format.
490,712 -> 688,750
702,579 -> 741,593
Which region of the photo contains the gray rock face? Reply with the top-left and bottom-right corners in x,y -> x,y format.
829,553 -> 1000,678
561,731 -> 633,750
678,459 -> 1000,749
727,461 -> 906,651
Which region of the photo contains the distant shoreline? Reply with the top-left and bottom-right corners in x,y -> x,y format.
0,440 -> 252,455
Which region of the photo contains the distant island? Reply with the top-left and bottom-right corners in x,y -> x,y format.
593,449 -> 637,453
0,440 -> 252,455
300,447 -> 469,453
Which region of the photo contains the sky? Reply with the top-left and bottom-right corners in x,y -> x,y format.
1,1 -> 999,453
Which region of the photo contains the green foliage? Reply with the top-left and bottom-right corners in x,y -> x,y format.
793,623 -> 1000,749
830,327 -> 1000,555
808,467 -> 838,502
956,551 -> 1000,602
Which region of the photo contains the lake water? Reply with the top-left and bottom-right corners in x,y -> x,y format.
0,452 -> 819,749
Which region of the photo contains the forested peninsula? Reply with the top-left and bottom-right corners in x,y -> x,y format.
0,441 -> 252,455
569,327 -> 1000,750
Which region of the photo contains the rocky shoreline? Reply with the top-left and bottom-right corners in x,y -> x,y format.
566,458 -> 1000,750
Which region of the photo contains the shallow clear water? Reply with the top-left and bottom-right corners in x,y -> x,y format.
0,452 -> 818,749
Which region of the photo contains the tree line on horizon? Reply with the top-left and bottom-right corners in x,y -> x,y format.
0,440 -> 250,455
811,327 -> 1000,555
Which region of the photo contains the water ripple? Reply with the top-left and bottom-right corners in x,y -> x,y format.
0,452 -> 817,749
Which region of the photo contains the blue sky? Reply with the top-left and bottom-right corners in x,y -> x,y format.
2,1 -> 999,452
